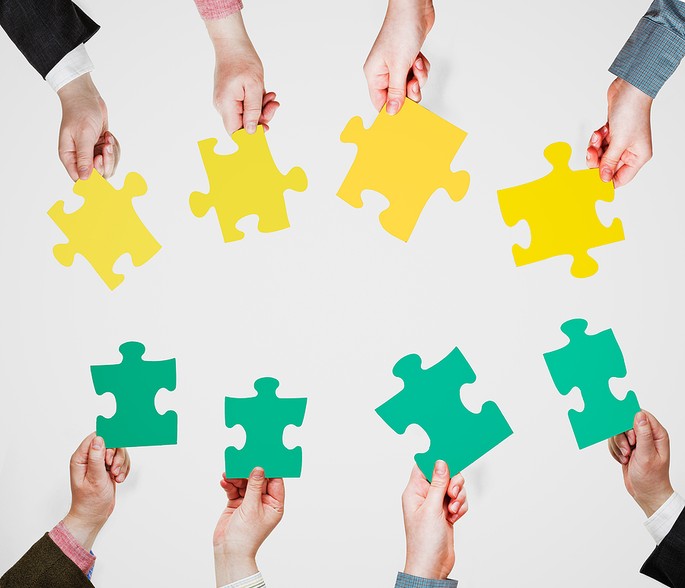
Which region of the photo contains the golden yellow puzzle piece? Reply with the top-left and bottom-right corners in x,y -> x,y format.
190,126 -> 308,243
48,170 -> 161,290
337,99 -> 470,242
497,142 -> 624,278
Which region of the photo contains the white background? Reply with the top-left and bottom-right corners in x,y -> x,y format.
0,1 -> 684,586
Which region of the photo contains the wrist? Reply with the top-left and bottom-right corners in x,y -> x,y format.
57,72 -> 98,103
611,77 -> 653,108
206,11 -> 248,44
637,485 -> 675,518
62,512 -> 105,552
214,550 -> 258,587
404,557 -> 449,580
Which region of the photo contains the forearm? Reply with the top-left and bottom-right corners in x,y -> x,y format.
214,551 -> 259,587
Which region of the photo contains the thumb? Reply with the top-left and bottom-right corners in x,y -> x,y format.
644,411 -> 670,458
75,128 -> 98,181
633,411 -> 657,462
425,460 -> 450,509
386,67 -> 407,115
244,467 -> 266,508
598,140 -> 624,183
85,436 -> 107,484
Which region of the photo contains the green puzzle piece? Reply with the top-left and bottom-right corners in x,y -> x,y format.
225,377 -> 307,478
543,318 -> 640,449
91,342 -> 177,448
376,347 -> 513,481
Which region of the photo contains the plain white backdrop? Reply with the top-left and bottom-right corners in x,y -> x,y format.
0,1 -> 684,586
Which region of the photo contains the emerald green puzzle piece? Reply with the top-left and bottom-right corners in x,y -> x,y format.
376,347 -> 513,481
543,318 -> 640,449
91,342 -> 177,448
225,377 -> 307,478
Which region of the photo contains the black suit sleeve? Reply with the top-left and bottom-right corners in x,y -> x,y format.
0,0 -> 99,78
0,534 -> 94,587
641,508 -> 685,588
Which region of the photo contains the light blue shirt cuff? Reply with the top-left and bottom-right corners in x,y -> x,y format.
394,572 -> 458,588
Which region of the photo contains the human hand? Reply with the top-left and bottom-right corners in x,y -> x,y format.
402,462 -> 468,580
608,411 -> 674,518
206,12 -> 279,135
213,467 -> 285,586
57,73 -> 121,182
364,0 -> 435,114
586,77 -> 653,187
62,433 -> 131,550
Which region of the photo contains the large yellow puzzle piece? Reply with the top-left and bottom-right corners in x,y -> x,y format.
48,170 -> 161,290
497,142 -> 624,278
337,99 -> 470,242
190,126 -> 308,242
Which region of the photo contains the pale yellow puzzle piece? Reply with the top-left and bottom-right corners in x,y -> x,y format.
190,126 -> 308,242
337,99 -> 470,242
48,170 -> 161,290
497,142 -> 624,278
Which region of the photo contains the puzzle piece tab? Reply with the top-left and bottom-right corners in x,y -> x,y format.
225,377 -> 307,478
338,99 -> 470,242
544,318 -> 640,449
497,142 -> 624,278
48,170 -> 161,290
91,342 -> 177,448
190,126 -> 308,242
376,347 -> 513,481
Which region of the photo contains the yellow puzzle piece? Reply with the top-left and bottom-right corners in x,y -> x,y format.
337,99 -> 470,242
48,170 -> 161,290
497,142 -> 624,278
190,126 -> 308,242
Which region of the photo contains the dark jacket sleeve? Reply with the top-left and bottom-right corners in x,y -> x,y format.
0,0 -> 99,78
641,508 -> 685,588
0,533 -> 94,588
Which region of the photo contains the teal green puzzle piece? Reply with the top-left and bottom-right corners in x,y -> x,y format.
543,318 -> 640,449
225,377 -> 307,478
91,342 -> 177,448
376,347 -> 513,481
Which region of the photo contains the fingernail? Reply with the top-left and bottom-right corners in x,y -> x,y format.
586,151 -> 591,160
387,100 -> 399,115
637,412 -> 647,426
92,437 -> 103,450
600,168 -> 612,182
107,144 -> 113,154
252,467 -> 264,480
414,82 -> 420,93
416,58 -> 424,70
113,466 -> 120,475
450,501 -> 458,513
592,132 -> 600,143
435,460 -> 447,475
245,122 -> 257,134
620,446 -> 629,457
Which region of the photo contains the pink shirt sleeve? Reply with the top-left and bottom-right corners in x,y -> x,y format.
48,521 -> 96,576
194,0 -> 243,20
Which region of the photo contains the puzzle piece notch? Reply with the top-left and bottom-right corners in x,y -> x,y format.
376,347 -> 513,481
497,142 -> 624,278
48,170 -> 161,290
91,341 -> 178,448
543,318 -> 640,449
225,377 -> 307,478
190,127 -> 308,243
338,100 -> 470,242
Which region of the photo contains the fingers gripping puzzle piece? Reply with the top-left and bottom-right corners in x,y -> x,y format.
91,342 -> 178,448
190,126 -> 308,242
376,347 -> 513,481
497,142 -> 624,278
48,170 -> 161,290
225,377 -> 307,478
338,99 -> 470,242
544,319 -> 640,449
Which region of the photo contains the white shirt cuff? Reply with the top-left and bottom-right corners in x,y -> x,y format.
218,571 -> 265,588
644,492 -> 685,545
45,44 -> 95,92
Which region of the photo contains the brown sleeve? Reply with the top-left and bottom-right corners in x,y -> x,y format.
0,534 -> 94,588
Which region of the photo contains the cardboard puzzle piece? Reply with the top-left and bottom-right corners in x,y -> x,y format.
338,99 -> 470,242
225,377 -> 307,478
48,170 -> 161,290
544,318 -> 640,449
497,142 -> 624,278
91,342 -> 177,448
190,126 -> 308,242
376,347 -> 513,481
